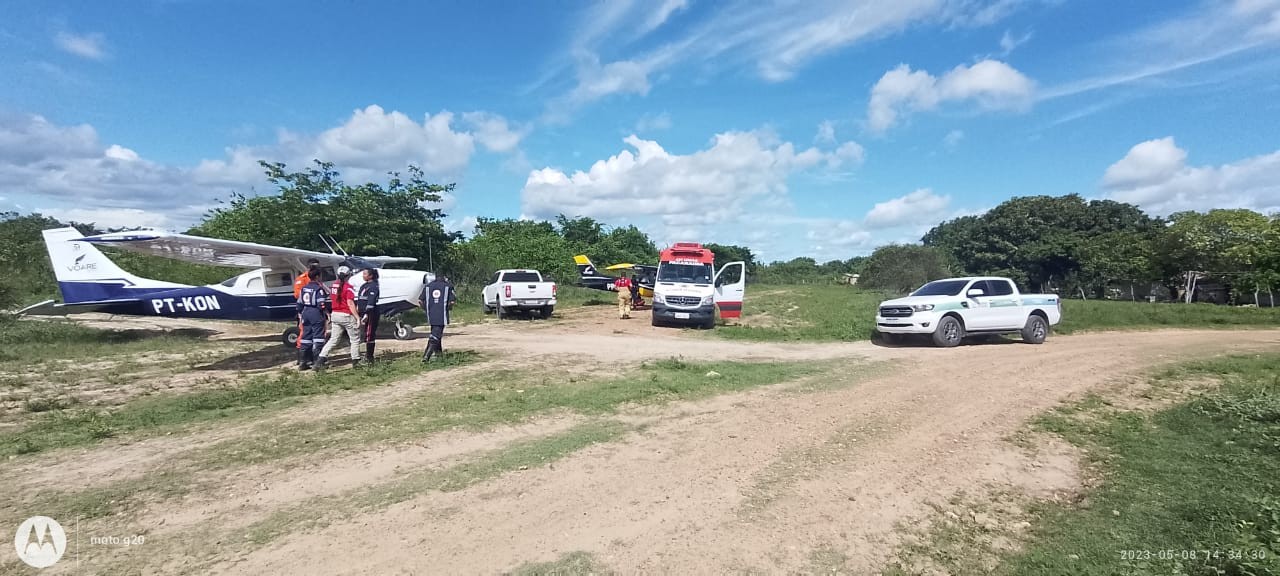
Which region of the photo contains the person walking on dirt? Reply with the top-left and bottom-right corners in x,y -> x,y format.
615,273 -> 633,319
295,263 -> 329,370
316,264 -> 363,369
421,275 -> 455,362
292,258 -> 325,350
356,268 -> 381,364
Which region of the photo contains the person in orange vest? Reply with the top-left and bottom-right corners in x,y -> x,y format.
292,258 -> 324,350
615,273 -> 633,319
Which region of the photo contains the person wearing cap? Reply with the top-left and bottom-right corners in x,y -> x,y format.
316,263 -> 363,369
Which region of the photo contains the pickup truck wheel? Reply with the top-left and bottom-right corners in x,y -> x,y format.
541,305 -> 554,319
932,316 -> 964,347
1021,315 -> 1049,344
496,305 -> 505,320
878,331 -> 899,345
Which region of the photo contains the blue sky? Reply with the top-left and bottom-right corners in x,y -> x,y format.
1,0 -> 1278,262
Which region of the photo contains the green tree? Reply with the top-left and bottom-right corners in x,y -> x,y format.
702,243 -> 757,275
193,160 -> 457,268
1159,209 -> 1274,303
924,195 -> 1160,294
860,244 -> 953,293
449,218 -> 577,285
1077,230 -> 1157,300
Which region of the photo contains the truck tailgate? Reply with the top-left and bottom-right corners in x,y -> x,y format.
501,282 -> 554,304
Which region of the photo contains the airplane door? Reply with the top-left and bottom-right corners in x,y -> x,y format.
713,261 -> 746,320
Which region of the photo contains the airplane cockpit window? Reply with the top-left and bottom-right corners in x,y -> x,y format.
220,277 -> 237,288
247,277 -> 263,290
265,273 -> 293,288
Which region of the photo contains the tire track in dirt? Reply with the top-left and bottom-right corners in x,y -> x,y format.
3,317 -> 895,504
218,329 -> 1279,575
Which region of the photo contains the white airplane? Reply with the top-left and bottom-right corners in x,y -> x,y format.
23,227 -> 433,346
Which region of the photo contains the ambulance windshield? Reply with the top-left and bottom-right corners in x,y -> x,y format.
658,263 -> 713,285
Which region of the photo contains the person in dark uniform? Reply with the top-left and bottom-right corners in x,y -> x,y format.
357,268 -> 381,363
421,274 -> 456,362
296,263 -> 329,370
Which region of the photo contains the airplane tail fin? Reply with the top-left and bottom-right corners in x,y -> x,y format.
42,227 -> 179,303
574,255 -> 599,278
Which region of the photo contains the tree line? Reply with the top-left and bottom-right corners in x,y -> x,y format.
3,161 -> 1276,309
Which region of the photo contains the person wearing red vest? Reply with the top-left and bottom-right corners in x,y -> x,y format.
615,273 -> 633,319
315,264 -> 363,369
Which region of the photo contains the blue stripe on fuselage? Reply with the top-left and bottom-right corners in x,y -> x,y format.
58,282 -> 298,321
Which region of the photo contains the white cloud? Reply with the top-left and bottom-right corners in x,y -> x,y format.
1,106 -> 519,230
1102,137 -> 1280,215
195,105 -> 523,185
943,129 -> 965,148
568,57 -> 653,105
864,188 -> 952,229
636,112 -> 673,133
868,59 -> 1035,132
1041,0 -> 1280,100
639,0 -> 689,36
998,29 -> 1032,56
37,207 -> 172,229
1102,137 -> 1187,189
54,31 -> 108,60
520,130 -> 862,241
461,111 -> 526,153
545,0 -> 1028,109
815,120 -> 837,145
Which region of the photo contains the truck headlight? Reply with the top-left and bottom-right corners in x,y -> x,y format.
911,304 -> 935,312
654,294 -> 665,304
701,296 -> 715,306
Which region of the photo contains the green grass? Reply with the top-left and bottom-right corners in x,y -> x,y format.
713,285 -> 1280,342
20,357 -> 835,529
195,357 -> 829,468
998,353 -> 1280,576
0,317 -> 217,366
0,351 -> 480,458
1056,299 -> 1280,334
242,421 -> 630,547
716,285 -> 886,341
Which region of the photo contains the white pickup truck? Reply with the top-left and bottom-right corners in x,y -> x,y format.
874,276 -> 1061,347
483,269 -> 557,319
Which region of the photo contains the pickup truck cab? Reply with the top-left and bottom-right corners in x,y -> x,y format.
875,276 -> 1061,347
483,269 -> 557,319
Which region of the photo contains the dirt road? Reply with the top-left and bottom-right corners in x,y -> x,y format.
8,310 -> 1278,575
209,327 -> 1274,574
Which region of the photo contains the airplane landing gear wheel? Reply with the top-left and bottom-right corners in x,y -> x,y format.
282,326 -> 300,348
394,321 -> 414,340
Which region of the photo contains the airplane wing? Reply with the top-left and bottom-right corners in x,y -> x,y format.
604,263 -> 636,271
75,230 -> 415,270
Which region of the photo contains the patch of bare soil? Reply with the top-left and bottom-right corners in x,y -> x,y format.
208,329 -> 1277,575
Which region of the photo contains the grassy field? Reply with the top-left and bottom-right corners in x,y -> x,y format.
0,317 -> 219,367
0,349 -> 479,458
715,285 -> 1280,342
998,353 -> 1280,575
